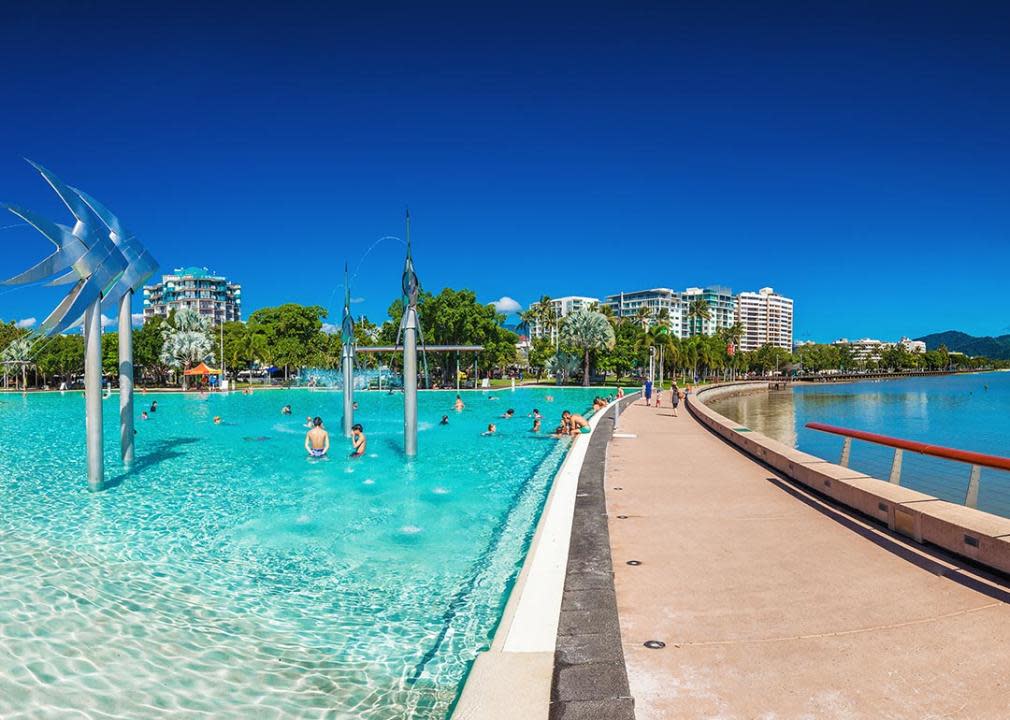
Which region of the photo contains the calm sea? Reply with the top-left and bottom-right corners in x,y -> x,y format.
707,371 -> 1010,516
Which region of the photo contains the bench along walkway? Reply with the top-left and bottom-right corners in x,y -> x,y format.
606,397 -> 1010,719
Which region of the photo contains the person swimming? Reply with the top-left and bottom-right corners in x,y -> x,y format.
350,423 -> 367,457
531,408 -> 542,420
532,417 -> 542,433
454,394 -> 465,411
352,401 -> 359,410
150,400 -> 158,413
502,408 -> 515,419
281,404 -> 292,415
213,416 -> 222,425
440,415 -> 449,425
141,411 -> 149,421
305,417 -> 329,458
483,423 -> 496,436
304,416 -> 314,428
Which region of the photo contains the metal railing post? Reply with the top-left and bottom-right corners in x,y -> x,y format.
889,448 -> 903,485
839,437 -> 851,467
965,465 -> 981,509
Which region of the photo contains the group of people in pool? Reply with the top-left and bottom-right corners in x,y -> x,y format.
449,391 -> 615,438
298,391 -> 617,457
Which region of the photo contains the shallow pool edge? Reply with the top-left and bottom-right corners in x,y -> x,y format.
450,398 -> 624,720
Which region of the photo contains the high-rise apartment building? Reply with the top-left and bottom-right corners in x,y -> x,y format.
736,287 -> 793,352
527,295 -> 599,343
602,289 -> 683,336
143,267 -> 242,325
681,286 -> 736,337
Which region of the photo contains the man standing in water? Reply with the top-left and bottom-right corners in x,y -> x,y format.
305,417 -> 330,458
350,423 -> 367,457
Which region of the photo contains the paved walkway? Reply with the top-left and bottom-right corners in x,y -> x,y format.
606,396 -> 1010,720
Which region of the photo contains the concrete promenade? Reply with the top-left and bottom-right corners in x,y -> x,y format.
606,396 -> 1010,719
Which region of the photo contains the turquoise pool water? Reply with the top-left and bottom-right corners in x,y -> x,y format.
0,386 -> 602,719
708,372 -> 1010,517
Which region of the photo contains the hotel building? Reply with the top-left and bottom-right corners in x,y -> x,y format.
602,289 -> 684,335
680,286 -> 737,338
143,267 -> 242,325
736,287 -> 794,352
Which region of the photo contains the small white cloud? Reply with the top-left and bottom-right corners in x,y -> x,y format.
350,297 -> 365,305
321,323 -> 339,334
101,314 -> 116,328
15,317 -> 36,328
131,313 -> 146,326
491,296 -> 522,314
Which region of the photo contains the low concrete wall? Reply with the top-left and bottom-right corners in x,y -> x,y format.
690,383 -> 1010,576
452,397 -> 629,720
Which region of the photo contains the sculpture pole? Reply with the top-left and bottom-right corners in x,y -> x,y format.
341,264 -> 355,438
401,210 -> 419,457
403,304 -> 418,457
84,297 -> 104,490
118,290 -> 135,465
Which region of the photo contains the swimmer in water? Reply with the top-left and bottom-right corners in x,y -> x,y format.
531,408 -> 542,420
532,417 -> 542,433
350,423 -> 367,457
440,415 -> 449,425
213,416 -> 222,425
352,401 -> 359,410
545,395 -> 554,403
281,404 -> 292,415
305,417 -> 330,458
502,408 -> 515,419
141,411 -> 149,421
304,416 -> 314,428
150,400 -> 158,413
454,394 -> 465,411
483,423 -> 497,436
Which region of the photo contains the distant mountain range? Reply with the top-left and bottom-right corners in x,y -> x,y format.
915,331 -> 1010,360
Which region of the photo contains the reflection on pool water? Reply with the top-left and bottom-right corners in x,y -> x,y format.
707,372 -> 1010,517
0,386 -> 602,719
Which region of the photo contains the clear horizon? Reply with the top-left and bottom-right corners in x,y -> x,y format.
1,2 -> 1008,341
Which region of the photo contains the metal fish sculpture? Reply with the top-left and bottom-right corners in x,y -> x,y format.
1,161 -> 128,336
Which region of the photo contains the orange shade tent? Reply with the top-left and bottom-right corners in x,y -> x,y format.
183,362 -> 220,376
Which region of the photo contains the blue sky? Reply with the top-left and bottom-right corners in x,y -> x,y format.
1,1 -> 1008,342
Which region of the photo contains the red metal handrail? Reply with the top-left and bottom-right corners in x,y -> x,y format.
805,422 -> 1010,472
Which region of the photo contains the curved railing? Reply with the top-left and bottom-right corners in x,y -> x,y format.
806,422 -> 1010,509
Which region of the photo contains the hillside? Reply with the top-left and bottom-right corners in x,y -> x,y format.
915,330 -> 1010,360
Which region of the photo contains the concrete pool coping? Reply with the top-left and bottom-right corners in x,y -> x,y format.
452,394 -> 636,719
692,381 -> 1010,576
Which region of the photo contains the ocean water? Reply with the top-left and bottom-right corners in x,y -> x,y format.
0,386 -> 601,719
707,372 -> 1010,517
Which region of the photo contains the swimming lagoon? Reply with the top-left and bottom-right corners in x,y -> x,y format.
0,386 -> 601,718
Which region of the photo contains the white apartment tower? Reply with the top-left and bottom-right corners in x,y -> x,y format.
736,287 -> 793,352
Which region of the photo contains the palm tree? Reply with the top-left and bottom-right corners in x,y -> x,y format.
535,295 -> 559,347
633,305 -> 652,329
160,308 -> 214,390
686,298 -> 711,336
560,309 -> 616,386
597,303 -> 618,326
1,334 -> 35,390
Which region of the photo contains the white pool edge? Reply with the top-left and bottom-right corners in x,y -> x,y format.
451,400 -> 615,719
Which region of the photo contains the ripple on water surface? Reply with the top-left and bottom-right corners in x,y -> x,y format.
0,387 -> 601,718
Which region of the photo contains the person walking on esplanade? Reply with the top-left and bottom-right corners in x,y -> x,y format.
671,383 -> 681,417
